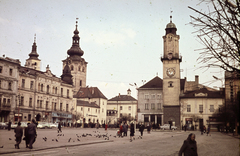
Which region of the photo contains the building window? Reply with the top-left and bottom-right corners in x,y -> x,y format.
199,105 -> 203,113
3,98 -> 6,105
80,80 -> 82,86
55,87 -> 57,94
47,85 -> 50,94
151,103 -> 155,110
61,88 -> 63,97
7,99 -> 10,105
157,94 -> 161,99
120,113 -> 122,117
187,105 -> 191,112
0,66 -> 2,73
38,83 -> 40,91
144,94 -> 149,99
129,113 -> 131,117
67,89 -> 69,98
88,108 -> 90,112
102,108 -> 104,113
9,68 -> 12,76
128,106 -> 131,110
78,66 -> 80,71
46,101 -> 48,110
30,81 -> 34,90
151,94 -> 155,99
8,82 -> 12,90
40,100 -> 42,108
82,67 -> 85,72
98,110 -> 100,114
157,103 -> 161,110
29,98 -> 32,107
96,109 -> 97,113
60,103 -> 63,111
22,79 -> 25,88
20,96 -> 24,106
41,84 -> 43,92
145,103 -> 149,110
71,65 -> 74,71
66,104 -> 69,112
210,105 -> 214,112
54,103 -> 57,111
168,81 -> 173,87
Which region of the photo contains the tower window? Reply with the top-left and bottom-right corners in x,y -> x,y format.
168,81 -> 173,87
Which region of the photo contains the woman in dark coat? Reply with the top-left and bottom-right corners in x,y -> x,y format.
8,120 -> 11,131
130,122 -> 135,142
179,133 -> 198,156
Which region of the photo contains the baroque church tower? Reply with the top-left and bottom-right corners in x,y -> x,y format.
161,16 -> 182,128
62,20 -> 87,93
25,35 -> 41,70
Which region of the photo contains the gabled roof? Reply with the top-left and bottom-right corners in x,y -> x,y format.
76,100 -> 100,108
180,87 -> 224,98
74,87 -> 107,100
139,76 -> 163,89
108,94 -> 137,101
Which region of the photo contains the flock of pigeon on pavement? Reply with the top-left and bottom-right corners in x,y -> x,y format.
0,130 -> 143,149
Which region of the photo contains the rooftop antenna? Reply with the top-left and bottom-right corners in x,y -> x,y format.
34,34 -> 36,43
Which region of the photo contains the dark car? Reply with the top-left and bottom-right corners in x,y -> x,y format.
0,122 -> 8,129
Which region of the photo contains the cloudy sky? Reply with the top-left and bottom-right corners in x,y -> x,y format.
0,0 -> 224,99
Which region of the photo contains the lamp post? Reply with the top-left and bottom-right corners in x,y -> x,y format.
129,83 -> 138,133
17,94 -> 21,122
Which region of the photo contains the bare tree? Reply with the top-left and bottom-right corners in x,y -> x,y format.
188,0 -> 239,72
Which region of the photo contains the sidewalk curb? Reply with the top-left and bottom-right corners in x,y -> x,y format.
0,140 -> 113,155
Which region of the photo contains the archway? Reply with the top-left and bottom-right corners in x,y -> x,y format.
36,113 -> 41,121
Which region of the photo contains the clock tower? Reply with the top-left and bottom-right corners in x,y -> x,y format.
161,16 -> 182,128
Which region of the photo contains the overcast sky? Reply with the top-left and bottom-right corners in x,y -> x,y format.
0,0 -> 224,99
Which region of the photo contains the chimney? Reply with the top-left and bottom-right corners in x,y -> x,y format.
195,75 -> 199,89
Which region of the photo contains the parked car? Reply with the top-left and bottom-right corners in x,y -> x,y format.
37,122 -> 51,129
11,122 -> 18,129
160,124 -> 177,130
49,123 -> 58,128
20,122 -> 29,128
0,122 -> 8,129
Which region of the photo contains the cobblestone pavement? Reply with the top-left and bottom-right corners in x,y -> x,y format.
0,128 -> 239,156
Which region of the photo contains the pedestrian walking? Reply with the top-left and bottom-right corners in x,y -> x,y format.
130,122 -> 135,142
119,123 -> 123,137
105,123 -> 108,131
58,122 -> 62,133
8,120 -> 11,131
179,133 -> 198,156
14,122 -> 23,149
123,122 -> 128,136
28,119 -> 37,149
147,123 -> 150,133
24,123 -> 30,148
139,122 -> 145,138
207,126 -> 211,136
200,125 -> 204,135
184,124 -> 187,132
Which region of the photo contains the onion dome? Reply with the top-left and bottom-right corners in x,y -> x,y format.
67,21 -> 84,57
165,16 -> 177,35
28,34 -> 39,60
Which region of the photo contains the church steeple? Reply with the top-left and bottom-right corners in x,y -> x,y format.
165,16 -> 177,35
25,34 -> 41,70
67,19 -> 84,59
28,34 -> 39,60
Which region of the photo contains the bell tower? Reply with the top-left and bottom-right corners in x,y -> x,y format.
161,16 -> 182,128
63,19 -> 87,93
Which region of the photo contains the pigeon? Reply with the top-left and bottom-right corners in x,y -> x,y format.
43,137 -> 47,141
77,139 -> 80,141
56,139 -> 58,142
0,146 -> 3,148
9,138 -> 12,140
63,134 -> 64,136
68,138 -> 71,142
52,139 -> 54,141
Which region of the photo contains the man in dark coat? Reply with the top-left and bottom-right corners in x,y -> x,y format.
14,122 -> 23,149
130,122 -> 135,142
123,122 -> 128,136
8,120 -> 11,131
24,123 -> 30,148
58,122 -> 62,133
179,133 -> 198,156
139,122 -> 145,138
28,119 -> 37,149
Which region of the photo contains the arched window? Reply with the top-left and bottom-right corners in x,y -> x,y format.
52,87 -> 55,94
47,85 -> 49,93
55,87 -> 57,94
78,66 -> 81,71
41,84 -> 44,92
38,83 -> 41,91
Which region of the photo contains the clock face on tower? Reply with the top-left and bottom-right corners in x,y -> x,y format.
166,68 -> 175,77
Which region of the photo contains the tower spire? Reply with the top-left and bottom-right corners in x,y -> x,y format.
28,34 -> 39,59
